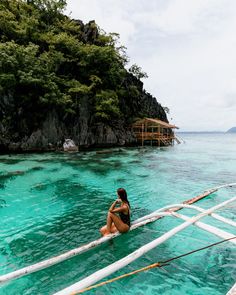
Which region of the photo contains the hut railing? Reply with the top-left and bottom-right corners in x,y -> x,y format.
133,132 -> 175,140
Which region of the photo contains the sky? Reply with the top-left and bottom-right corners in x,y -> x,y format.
65,0 -> 236,131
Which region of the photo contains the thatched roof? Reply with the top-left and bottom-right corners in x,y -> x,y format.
132,118 -> 179,129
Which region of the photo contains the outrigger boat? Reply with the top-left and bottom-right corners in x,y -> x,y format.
0,183 -> 236,294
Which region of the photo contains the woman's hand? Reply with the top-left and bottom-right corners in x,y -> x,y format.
109,199 -> 121,212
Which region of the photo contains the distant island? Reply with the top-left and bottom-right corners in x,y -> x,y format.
178,128 -> 236,134
227,127 -> 236,133
177,131 -> 224,134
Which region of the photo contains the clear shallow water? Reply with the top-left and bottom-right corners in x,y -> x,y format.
0,133 -> 235,295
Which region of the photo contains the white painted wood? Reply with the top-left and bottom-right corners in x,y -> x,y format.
0,212 -> 170,284
210,213 -> 236,228
212,183 -> 236,190
226,283 -> 236,295
53,196 -> 236,295
134,203 -> 236,228
171,212 -> 236,244
180,204 -> 236,228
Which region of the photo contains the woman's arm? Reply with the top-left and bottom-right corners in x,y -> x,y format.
110,202 -> 128,214
109,200 -> 119,212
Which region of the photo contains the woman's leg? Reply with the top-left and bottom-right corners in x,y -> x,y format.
100,223 -> 117,236
106,212 -> 129,234
100,225 -> 107,235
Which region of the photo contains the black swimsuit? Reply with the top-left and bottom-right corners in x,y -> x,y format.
119,205 -> 131,227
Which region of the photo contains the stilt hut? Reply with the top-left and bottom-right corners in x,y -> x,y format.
132,118 -> 179,146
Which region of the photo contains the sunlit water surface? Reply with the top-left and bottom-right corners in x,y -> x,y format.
0,133 -> 236,295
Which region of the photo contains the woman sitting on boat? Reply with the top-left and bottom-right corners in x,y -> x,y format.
100,188 -> 131,236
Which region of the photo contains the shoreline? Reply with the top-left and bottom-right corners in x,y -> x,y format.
0,141 -> 175,156
0,145 -> 144,156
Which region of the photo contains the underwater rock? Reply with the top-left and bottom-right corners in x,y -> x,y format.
96,149 -> 122,154
0,199 -> 6,207
8,170 -> 24,175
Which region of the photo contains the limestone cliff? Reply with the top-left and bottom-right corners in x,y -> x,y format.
0,7 -> 168,153
0,74 -> 167,152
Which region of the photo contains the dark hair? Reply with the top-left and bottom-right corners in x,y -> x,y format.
117,188 -> 130,208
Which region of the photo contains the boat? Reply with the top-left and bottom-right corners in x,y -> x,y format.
0,183 -> 235,294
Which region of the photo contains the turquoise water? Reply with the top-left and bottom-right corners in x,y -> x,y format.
0,133 -> 235,295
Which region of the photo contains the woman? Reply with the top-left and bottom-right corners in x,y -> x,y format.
100,188 -> 131,236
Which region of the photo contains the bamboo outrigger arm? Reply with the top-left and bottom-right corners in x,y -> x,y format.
135,203 -> 236,228
227,283 -> 236,295
53,196 -> 236,295
171,212 -> 236,244
133,182 -> 236,225
0,183 -> 235,285
172,204 -> 236,228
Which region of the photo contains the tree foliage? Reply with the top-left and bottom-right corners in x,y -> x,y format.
0,0 -> 147,131
95,90 -> 120,120
163,106 -> 170,114
128,64 -> 148,79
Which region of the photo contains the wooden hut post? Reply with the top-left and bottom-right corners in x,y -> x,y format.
142,123 -> 144,147
158,124 -> 160,146
151,126 -> 153,146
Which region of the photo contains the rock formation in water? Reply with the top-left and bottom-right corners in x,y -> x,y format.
0,1 -> 168,153
63,139 -> 78,152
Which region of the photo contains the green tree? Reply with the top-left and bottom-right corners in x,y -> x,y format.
95,90 -> 120,121
0,0 -> 150,134
128,64 -> 148,79
163,106 -> 170,114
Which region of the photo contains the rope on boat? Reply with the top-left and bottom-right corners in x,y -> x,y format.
76,236 -> 236,294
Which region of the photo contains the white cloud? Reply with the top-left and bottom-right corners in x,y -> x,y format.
66,0 -> 236,131
145,0 -> 232,35
65,0 -> 136,44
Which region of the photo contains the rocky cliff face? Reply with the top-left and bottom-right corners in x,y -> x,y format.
0,18 -> 168,153
0,77 -> 167,152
